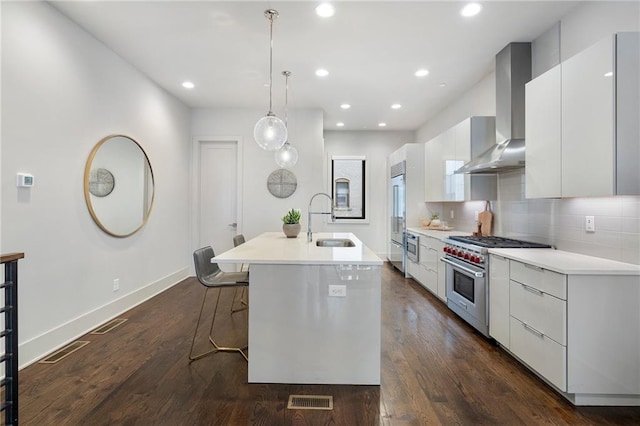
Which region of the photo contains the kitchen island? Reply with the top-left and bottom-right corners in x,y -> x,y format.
213,232 -> 383,385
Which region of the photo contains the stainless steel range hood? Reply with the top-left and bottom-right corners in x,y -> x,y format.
457,43 -> 531,174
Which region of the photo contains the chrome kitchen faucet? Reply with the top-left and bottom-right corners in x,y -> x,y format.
307,192 -> 335,242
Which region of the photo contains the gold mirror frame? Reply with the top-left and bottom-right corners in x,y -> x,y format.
84,134 -> 155,237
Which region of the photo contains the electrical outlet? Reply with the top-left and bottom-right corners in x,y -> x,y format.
328,285 -> 346,297
585,216 -> 595,232
113,278 -> 120,292
450,209 -> 455,219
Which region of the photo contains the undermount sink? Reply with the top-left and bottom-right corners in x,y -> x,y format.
316,238 -> 356,247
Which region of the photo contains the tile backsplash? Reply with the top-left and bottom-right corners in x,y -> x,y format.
426,169 -> 640,265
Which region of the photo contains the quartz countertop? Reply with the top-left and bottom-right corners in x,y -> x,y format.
489,248 -> 640,275
213,232 -> 383,265
406,227 -> 470,242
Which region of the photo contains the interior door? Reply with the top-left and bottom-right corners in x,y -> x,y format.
199,141 -> 238,269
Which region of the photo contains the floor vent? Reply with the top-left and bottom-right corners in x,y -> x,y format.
39,341 -> 90,364
91,318 -> 128,335
287,395 -> 333,410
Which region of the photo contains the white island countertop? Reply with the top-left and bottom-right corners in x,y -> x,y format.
489,248 -> 640,275
213,232 -> 383,266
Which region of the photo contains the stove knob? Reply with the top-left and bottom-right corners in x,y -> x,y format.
445,247 -> 450,254
472,256 -> 479,263
464,253 -> 470,260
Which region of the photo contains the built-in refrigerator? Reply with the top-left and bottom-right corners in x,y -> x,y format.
389,161 -> 406,273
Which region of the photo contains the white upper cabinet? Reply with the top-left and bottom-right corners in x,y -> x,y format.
525,32 -> 639,198
425,117 -> 496,202
561,35 -> 616,197
525,65 -> 562,198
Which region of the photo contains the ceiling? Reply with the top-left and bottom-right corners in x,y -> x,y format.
52,1 -> 579,132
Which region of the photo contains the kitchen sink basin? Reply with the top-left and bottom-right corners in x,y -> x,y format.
316,238 -> 356,247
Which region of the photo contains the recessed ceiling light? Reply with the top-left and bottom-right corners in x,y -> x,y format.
182,81 -> 195,89
340,103 -> 351,109
391,104 -> 402,109
415,69 -> 429,77
315,68 -> 329,77
336,122 -> 345,127
315,3 -> 335,18
604,71 -> 613,77
461,3 -> 482,17
378,122 -> 387,127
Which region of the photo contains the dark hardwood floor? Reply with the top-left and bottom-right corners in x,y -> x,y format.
18,263 -> 640,425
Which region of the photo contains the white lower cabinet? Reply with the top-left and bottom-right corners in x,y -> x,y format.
510,316 -> 567,391
407,234 -> 445,301
488,254 -> 510,347
489,254 -> 640,405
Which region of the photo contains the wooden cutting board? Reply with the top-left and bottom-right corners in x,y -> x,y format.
478,201 -> 493,236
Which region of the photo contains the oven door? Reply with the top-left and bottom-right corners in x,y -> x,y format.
442,256 -> 487,329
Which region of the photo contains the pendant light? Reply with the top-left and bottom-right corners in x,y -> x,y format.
254,9 -> 288,151
275,71 -> 299,168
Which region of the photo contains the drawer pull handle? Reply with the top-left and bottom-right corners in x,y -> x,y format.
493,254 -> 506,261
457,300 -> 468,310
521,283 -> 544,296
522,322 -> 544,338
524,263 -> 544,272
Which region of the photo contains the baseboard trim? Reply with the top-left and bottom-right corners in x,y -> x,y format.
18,267 -> 189,369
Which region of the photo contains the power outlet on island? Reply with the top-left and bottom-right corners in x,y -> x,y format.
328,285 -> 346,297
113,278 -> 120,292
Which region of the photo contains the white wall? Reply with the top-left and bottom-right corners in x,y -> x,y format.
324,131 -> 412,256
191,108 -> 325,243
1,1 -> 192,367
416,1 -> 640,264
415,72 -> 496,143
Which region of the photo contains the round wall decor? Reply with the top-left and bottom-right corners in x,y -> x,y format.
267,169 -> 297,198
88,167 -> 115,197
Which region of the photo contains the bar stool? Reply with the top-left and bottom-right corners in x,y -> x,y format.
231,234 -> 248,314
189,246 -> 249,362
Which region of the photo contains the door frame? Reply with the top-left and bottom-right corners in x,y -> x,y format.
191,135 -> 244,272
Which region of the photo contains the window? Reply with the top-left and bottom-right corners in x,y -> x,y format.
330,155 -> 367,222
335,179 -> 350,208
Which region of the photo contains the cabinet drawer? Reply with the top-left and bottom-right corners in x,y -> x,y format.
510,280 -> 566,345
510,261 -> 566,300
510,316 -> 566,391
419,244 -> 437,271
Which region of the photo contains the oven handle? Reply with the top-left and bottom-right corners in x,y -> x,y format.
440,257 -> 485,278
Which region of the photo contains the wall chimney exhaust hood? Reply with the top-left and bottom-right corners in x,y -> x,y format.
456,42 -> 531,174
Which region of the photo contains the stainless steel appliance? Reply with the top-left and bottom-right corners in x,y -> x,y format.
456,42 -> 532,174
406,232 -> 418,263
441,235 -> 552,337
388,161 -> 406,272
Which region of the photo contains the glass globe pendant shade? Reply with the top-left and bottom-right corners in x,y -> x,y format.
275,142 -> 298,168
254,112 -> 288,151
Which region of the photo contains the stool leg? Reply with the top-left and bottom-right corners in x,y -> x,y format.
188,287 -> 217,361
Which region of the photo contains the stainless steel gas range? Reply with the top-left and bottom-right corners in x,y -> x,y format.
441,235 -> 552,337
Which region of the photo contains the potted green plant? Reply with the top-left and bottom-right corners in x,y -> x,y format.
281,208 -> 301,238
430,212 -> 441,227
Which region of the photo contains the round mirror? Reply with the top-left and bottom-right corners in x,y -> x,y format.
84,135 -> 155,237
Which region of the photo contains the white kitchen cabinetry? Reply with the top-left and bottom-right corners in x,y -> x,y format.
406,233 -> 447,301
424,117 -> 496,202
488,254 -> 510,347
525,32 -> 639,198
488,248 -> 640,406
525,65 -> 561,198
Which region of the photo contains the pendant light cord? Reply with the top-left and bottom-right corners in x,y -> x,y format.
267,11 -> 276,114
